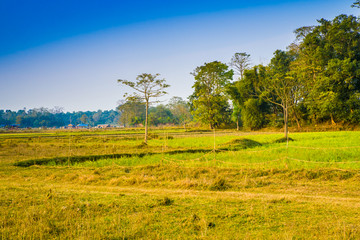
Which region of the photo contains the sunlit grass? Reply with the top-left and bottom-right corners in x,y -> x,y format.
35,131 -> 359,170
1,129 -> 360,238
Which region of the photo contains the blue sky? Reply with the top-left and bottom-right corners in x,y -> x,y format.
0,0 -> 358,112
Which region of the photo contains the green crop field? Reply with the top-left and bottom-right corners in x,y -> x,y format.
1,129 -> 360,239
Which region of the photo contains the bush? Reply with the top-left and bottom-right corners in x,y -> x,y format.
242,99 -> 264,130
220,138 -> 262,150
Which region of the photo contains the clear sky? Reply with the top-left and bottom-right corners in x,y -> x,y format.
0,0 -> 358,112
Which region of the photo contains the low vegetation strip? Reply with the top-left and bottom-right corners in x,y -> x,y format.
216,158 -> 285,166
13,148 -> 213,167
290,145 -> 360,149
14,148 -> 360,169
286,157 -> 360,164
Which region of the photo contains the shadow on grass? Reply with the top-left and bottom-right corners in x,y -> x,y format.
219,138 -> 263,151
273,137 -> 295,143
13,148 -> 214,167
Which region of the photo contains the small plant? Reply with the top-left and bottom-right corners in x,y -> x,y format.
159,196 -> 173,206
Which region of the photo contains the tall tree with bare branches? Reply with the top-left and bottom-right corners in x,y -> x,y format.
118,73 -> 170,143
229,52 -> 251,80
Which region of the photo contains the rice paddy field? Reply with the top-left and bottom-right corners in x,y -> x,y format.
1,128 -> 360,239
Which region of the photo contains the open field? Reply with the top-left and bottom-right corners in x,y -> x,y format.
1,129 -> 360,239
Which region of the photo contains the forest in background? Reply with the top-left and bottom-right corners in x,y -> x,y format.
0,108 -> 120,128
187,13 -> 360,132
0,98 -> 189,128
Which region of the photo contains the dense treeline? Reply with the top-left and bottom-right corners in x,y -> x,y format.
115,11 -> 359,132
0,108 -> 120,128
0,97 -> 191,128
117,96 -> 192,128
190,13 -> 360,134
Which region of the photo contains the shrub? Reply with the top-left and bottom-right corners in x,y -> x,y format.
242,99 -> 264,130
159,197 -> 173,206
221,138 -> 262,150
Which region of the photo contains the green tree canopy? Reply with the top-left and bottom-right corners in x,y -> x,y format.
261,50 -> 301,138
167,96 -> 192,129
295,14 -> 360,124
117,97 -> 145,127
148,105 -> 174,126
189,61 -> 233,129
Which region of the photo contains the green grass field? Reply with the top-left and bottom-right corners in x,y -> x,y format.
1,129 -> 360,239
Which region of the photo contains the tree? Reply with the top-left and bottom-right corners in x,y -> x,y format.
16,115 -> 23,126
231,102 -> 242,130
352,1 -> 360,8
117,97 -> 145,127
118,73 -> 170,143
148,105 -> 174,126
227,52 -> 252,130
229,52 -> 251,80
260,50 -> 300,139
92,110 -> 102,124
295,15 -> 360,124
189,61 -> 233,129
227,65 -> 271,130
242,98 -> 265,130
168,96 -> 192,129
50,106 -> 64,114
226,82 -> 242,130
80,114 -> 88,124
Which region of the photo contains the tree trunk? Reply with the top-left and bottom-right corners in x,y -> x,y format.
144,100 -> 149,144
330,113 -> 336,126
293,109 -> 301,129
236,117 -> 239,131
284,105 -> 288,140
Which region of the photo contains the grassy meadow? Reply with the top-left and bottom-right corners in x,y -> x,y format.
1,128 -> 360,239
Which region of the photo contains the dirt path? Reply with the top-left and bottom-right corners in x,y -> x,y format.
35,183 -> 360,208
